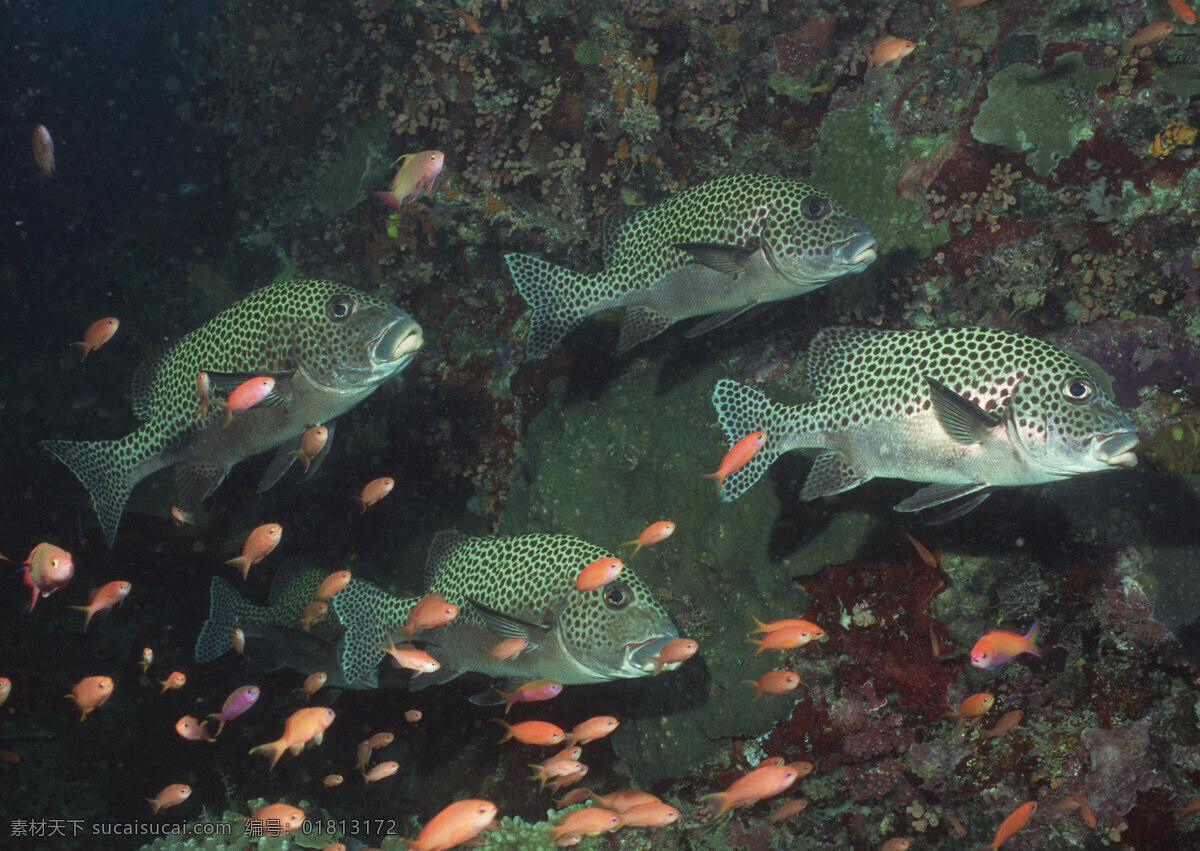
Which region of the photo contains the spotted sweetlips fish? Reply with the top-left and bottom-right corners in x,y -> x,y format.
712,326 -> 1139,518
43,279 -> 423,546
505,173 -> 877,356
196,533 -> 682,691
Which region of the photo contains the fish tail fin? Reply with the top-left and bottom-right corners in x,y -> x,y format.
490,718 -> 514,744
224,555 -> 252,580
743,680 -> 764,701
743,637 -> 765,656
700,792 -> 734,819
194,577 -> 252,664
746,611 -> 769,635
248,739 -> 285,771
66,605 -> 95,633
41,437 -> 142,548
711,380 -> 798,502
1025,620 -> 1042,658
504,253 -> 594,358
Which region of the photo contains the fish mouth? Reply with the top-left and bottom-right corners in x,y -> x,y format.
1094,430 -> 1139,468
372,317 -> 424,368
830,231 -> 878,270
626,633 -> 682,675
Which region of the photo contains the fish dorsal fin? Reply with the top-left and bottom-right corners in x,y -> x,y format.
1067,352 -> 1114,399
805,327 -> 879,397
425,529 -> 470,588
674,242 -> 759,277
924,376 -> 1003,445
600,203 -> 642,265
130,343 -> 170,421
467,597 -> 553,641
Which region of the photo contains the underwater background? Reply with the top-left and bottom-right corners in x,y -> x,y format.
3,0 -> 1200,848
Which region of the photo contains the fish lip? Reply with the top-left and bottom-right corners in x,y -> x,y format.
829,232 -> 878,269
1094,430 -> 1140,468
626,633 -> 681,674
372,317 -> 424,367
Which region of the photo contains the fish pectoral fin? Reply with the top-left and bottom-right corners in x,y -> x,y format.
674,241 -> 758,276
468,597 -> 552,641
617,307 -> 672,353
257,445 -> 298,493
924,376 -> 1002,445
684,303 -> 758,338
894,483 -> 990,516
800,451 -> 870,501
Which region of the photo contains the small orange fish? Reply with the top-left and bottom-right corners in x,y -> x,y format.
249,803 -> 306,836
248,706 -> 336,770
1174,794 -> 1200,816
488,637 -> 531,660
941,692 -> 994,730
400,592 -> 458,639
363,760 -> 399,783
451,8 -> 483,34
290,425 -> 328,473
745,670 -> 801,699
220,376 -> 276,428
72,317 -> 119,360
32,124 -> 55,177
1069,794 -> 1096,828
158,671 -> 186,693
580,789 -> 660,812
225,523 -> 283,580
403,799 -> 497,851
195,372 -> 213,417
492,718 -> 566,746
647,637 -> 699,674
1122,21 -> 1175,52
495,679 -> 563,713
355,740 -> 372,773
170,506 -> 194,527
984,709 -> 1023,738
0,749 -> 21,765
528,755 -> 586,789
868,36 -> 916,69
701,430 -> 766,495
231,627 -> 246,656
546,807 -> 624,842
566,715 -> 619,746
139,647 -> 153,673
980,800 -> 1036,850
700,762 -> 811,818
767,797 -> 808,824
68,580 -> 131,632
175,715 -> 214,742
65,675 -> 113,720
880,840 -> 911,851
22,542 -> 74,612
745,622 -> 826,655
375,150 -> 445,211
622,520 -> 675,558
379,639 -> 441,674
620,801 -> 680,828
1168,0 -> 1197,24
368,731 -> 395,749
971,621 -> 1041,669
905,532 -> 939,568
747,614 -> 825,636
297,672 -> 326,699
323,774 -> 344,787
575,557 -> 623,598
356,476 -> 394,511
944,0 -> 988,9
0,677 -> 10,707
147,783 -> 191,814
314,569 -> 351,600
298,601 -> 328,632
405,709 -> 422,723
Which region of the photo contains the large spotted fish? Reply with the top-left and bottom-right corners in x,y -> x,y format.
42,279 -> 423,547
712,327 -> 1139,518
196,533 -> 681,691
505,173 -> 877,356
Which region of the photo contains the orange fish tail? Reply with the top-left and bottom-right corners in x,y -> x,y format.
248,740 -> 286,770
490,718 -> 513,744
743,637 -> 765,655
743,680 -> 764,700
147,798 -> 162,815
746,612 -> 769,634
701,792 -> 734,819
67,605 -> 95,633
1025,621 -> 1042,657
225,556 -> 252,580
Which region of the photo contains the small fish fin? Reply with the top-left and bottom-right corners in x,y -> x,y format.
894,483 -> 990,515
925,376 -> 1002,444
600,204 -> 642,264
468,687 -> 508,707
711,379 -> 802,502
425,529 -> 470,588
407,666 -> 461,692
194,577 -> 249,663
130,343 -> 170,421
674,241 -> 759,276
257,444 -> 298,493
468,597 -> 553,641
684,303 -> 757,338
1024,620 -> 1042,657
504,253 -> 593,358
805,327 -> 880,397
617,306 -> 672,353
41,436 -> 149,549
175,463 -> 229,515
800,451 -> 871,501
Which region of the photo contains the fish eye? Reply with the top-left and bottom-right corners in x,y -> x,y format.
326,296 -> 356,321
800,195 -> 830,219
1061,377 -> 1095,403
602,581 -> 632,609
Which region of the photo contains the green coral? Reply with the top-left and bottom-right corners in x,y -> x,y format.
970,52 -> 1113,177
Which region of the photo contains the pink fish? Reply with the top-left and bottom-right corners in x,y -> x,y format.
375,150 -> 444,211
495,679 -> 564,713
206,685 -> 260,737
970,621 -> 1041,670
221,376 -> 276,428
21,542 -> 74,612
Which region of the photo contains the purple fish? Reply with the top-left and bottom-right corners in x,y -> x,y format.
207,685 -> 260,737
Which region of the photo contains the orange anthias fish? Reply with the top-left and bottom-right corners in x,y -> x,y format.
1168,0 -> 1197,24
195,372 -> 213,417
700,762 -> 811,818
289,424 -> 328,473
983,709 -> 1023,738
941,692 -> 994,730
748,614 -> 823,635
170,506 -> 194,527
496,678 -> 564,713
971,621 -> 1041,670
405,709 -> 422,723
250,803 -> 306,836
248,706 -> 336,770
139,647 -> 154,673
368,731 -> 394,750
1122,21 -> 1176,52
620,802 -> 680,828
315,569 -> 351,600
221,376 -> 276,427
399,592 -> 459,639
945,0 -> 988,9
356,476 -> 394,511
158,671 -> 186,693
378,638 -> 441,674
323,774 -> 344,787
745,670 -> 801,699
868,36 -> 916,69
32,124 -> 55,177
175,715 -> 214,742
147,783 -> 191,814
647,637 -> 699,674
575,556 -> 623,597
546,807 -> 624,842
298,601 -> 328,632
745,622 -> 826,655
65,675 -> 113,720
225,523 -> 283,580
297,672 -> 326,699
488,636 -> 531,660
0,677 -> 11,708
767,797 -> 808,824
701,430 -> 766,495
493,718 -> 566,746
980,800 -> 1037,850
622,520 -> 676,558
72,318 -> 119,360
566,716 -> 619,746
22,542 -> 74,612
68,580 -> 132,632
363,760 -> 400,783
375,150 -> 445,212
404,799 -> 497,851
